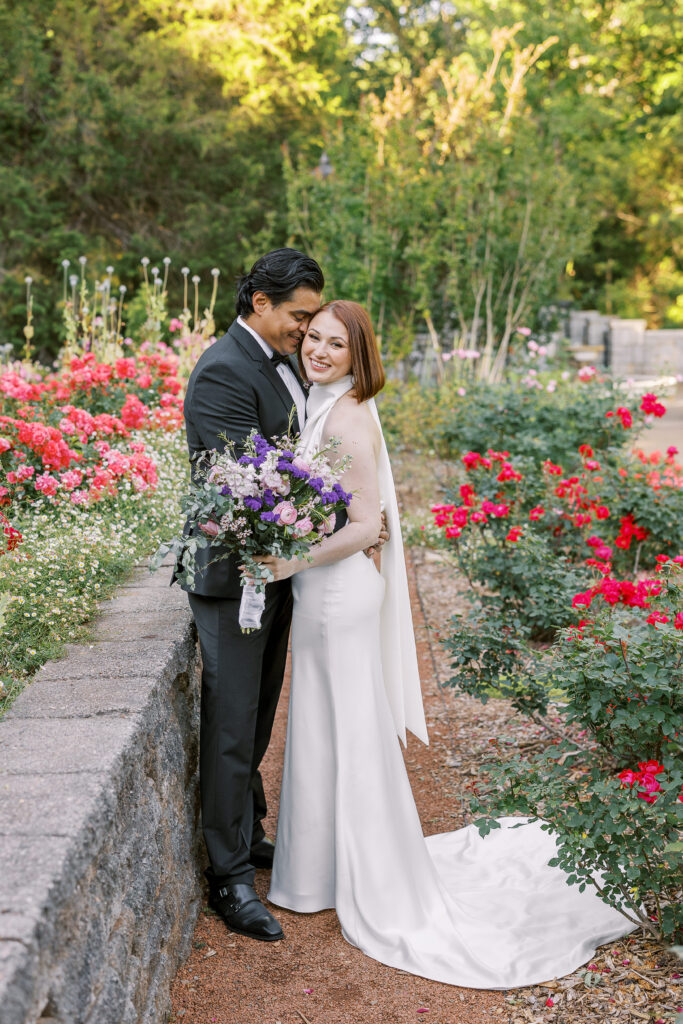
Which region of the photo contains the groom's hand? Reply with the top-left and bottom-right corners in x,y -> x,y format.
364,510 -> 389,558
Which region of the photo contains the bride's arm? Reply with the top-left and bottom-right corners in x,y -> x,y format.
257,402 -> 381,581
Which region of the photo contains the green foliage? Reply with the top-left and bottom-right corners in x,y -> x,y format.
2,1 -> 681,350
462,571 -> 683,941
377,380 -> 447,452
457,0 -> 683,324
284,30 -> 589,372
433,376 -> 631,465
441,604 -> 551,716
473,748 -> 683,941
558,603 -> 683,764
0,0 -> 352,357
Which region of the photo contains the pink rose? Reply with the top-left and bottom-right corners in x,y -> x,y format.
199,519 -> 221,537
322,513 -> 336,535
274,501 -> 297,525
292,456 -> 311,475
293,516 -> 314,536
35,473 -> 59,496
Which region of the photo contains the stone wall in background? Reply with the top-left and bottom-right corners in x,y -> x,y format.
0,561 -> 202,1024
569,311 -> 683,378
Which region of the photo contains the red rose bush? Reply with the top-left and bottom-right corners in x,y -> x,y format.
429,391 -> 682,942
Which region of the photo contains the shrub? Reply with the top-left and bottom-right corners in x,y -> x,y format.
473,745 -> 683,941
433,397 -> 683,943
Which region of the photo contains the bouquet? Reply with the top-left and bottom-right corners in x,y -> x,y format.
153,430 -> 352,630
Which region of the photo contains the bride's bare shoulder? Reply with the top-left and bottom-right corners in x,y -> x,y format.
325,394 -> 380,448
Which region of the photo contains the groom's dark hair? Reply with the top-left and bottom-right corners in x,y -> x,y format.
236,248 -> 324,316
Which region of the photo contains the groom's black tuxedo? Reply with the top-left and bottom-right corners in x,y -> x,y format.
179,318 -> 304,888
180,318 -> 303,598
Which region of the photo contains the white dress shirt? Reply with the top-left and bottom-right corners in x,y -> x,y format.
237,316 -> 307,428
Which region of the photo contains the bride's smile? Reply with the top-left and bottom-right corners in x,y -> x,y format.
301,309 -> 352,383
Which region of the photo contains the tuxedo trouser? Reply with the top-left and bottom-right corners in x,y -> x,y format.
188,581 -> 292,887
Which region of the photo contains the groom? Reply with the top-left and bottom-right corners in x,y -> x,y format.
179,249 -> 325,942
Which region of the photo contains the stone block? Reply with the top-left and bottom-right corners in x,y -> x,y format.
33,634 -> 194,683
95,608 -> 192,644
0,716 -> 140,777
6,675 -> 159,719
0,772 -> 110,838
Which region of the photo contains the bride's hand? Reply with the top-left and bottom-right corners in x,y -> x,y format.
255,554 -> 298,581
364,509 -> 390,558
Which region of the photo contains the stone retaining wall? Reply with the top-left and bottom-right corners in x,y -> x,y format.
0,561 -> 202,1024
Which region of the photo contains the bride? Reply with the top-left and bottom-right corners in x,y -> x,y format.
257,300 -> 635,989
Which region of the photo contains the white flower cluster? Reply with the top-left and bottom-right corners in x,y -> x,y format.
208,458 -> 258,500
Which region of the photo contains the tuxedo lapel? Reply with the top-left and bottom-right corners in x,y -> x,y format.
259,356 -> 302,433
228,320 -> 301,433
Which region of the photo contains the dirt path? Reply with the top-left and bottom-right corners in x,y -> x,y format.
169,555 -> 506,1024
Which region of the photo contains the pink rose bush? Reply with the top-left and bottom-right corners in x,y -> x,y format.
0,352 -> 182,509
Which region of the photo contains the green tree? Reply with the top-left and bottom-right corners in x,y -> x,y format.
285,27 -> 589,377
0,0 -> 352,356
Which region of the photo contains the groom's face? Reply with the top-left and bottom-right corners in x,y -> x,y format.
250,288 -> 322,355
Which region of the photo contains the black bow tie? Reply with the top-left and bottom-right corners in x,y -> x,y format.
270,352 -> 291,368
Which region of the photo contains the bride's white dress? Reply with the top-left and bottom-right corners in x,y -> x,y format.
267,376 -> 636,989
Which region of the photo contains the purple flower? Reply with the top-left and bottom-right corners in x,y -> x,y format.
290,464 -> 310,480
308,476 -> 325,494
262,488 -> 277,507
277,458 -> 293,472
334,482 -> 352,506
238,454 -> 266,467
220,485 -> 232,497
253,435 -> 271,454
244,496 -> 262,511
322,490 -> 338,504
260,510 -> 278,522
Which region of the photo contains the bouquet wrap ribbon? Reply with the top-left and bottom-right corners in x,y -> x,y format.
239,578 -> 267,631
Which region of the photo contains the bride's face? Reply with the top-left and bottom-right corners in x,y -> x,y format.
301,309 -> 353,384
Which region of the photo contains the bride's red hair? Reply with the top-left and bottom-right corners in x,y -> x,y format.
299,300 -> 385,403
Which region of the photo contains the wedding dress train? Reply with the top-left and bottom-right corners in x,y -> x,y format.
267,376 -> 635,989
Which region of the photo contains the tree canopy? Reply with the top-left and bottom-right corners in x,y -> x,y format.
1,0 -> 681,356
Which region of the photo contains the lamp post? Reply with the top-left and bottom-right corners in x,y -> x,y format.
317,151 -> 333,179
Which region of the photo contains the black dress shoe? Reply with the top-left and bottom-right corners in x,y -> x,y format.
250,836 -> 276,869
209,883 -> 284,942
